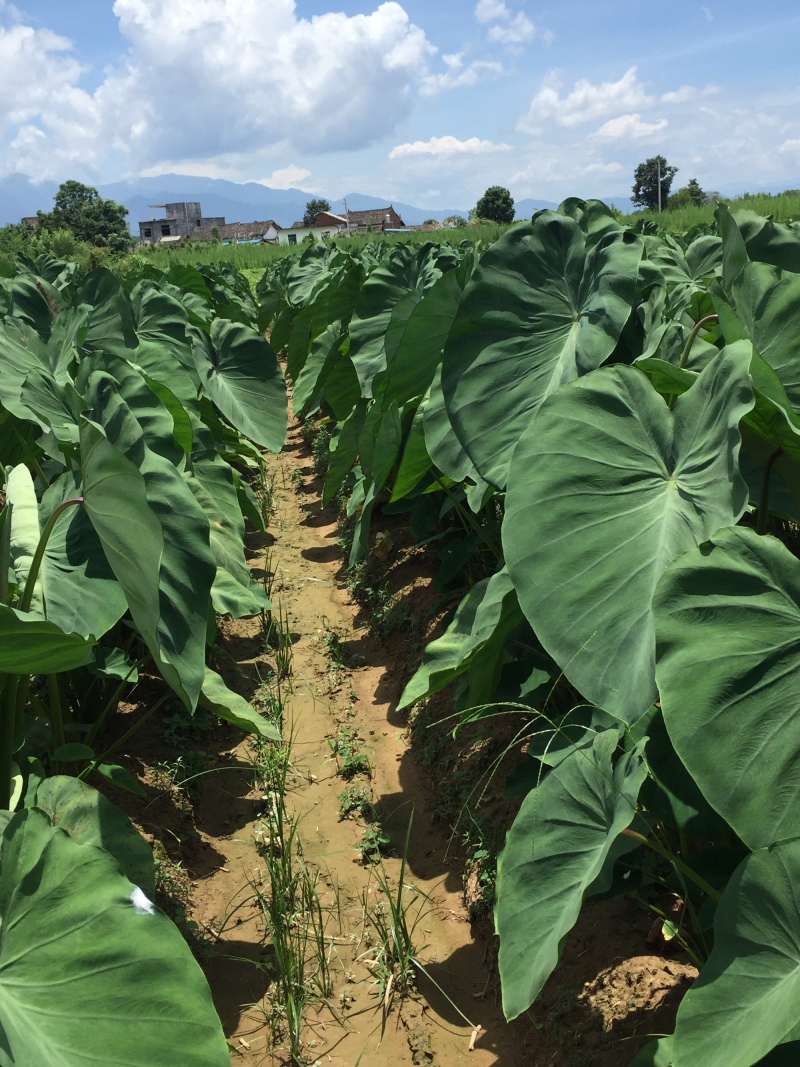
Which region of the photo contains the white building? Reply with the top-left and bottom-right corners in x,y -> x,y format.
276,218 -> 346,246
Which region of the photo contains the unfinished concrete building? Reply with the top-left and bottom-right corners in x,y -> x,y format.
138,202 -> 225,243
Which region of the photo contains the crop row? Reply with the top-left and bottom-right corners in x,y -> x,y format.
258,201 -> 800,1067
0,252 -> 289,1064
5,196 -> 800,1065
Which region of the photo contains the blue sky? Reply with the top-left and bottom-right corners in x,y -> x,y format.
2,0 -> 799,207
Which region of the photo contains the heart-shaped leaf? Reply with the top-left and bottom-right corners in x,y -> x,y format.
496,730 -> 646,1020
36,775 -> 155,896
673,840 -> 800,1067
655,524 -> 800,849
0,605 -> 95,674
504,346 -> 753,722
442,213 -> 642,487
0,808 -> 229,1066
191,319 -> 287,452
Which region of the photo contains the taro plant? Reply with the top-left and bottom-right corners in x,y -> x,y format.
0,250 -> 288,1063
270,202 -> 800,1064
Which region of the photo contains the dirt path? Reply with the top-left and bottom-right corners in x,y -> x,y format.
190,421 -> 515,1067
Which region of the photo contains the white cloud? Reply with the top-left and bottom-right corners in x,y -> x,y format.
702,6 -> 713,21
596,113 -> 668,139
474,0 -> 507,22
582,161 -> 623,174
488,13 -> 535,44
389,135 -> 512,158
109,0 -> 434,157
420,52 -> 502,97
0,21 -> 86,131
258,165 -> 313,189
518,67 -> 652,132
661,84 -> 719,104
140,159 -> 236,179
474,0 -> 541,45
0,0 -> 440,179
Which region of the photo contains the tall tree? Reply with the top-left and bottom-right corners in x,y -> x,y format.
475,186 -> 515,224
631,157 -> 678,211
37,180 -> 132,249
685,178 -> 707,206
303,198 -> 331,226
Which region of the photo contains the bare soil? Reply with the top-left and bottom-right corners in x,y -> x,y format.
99,415 -> 697,1067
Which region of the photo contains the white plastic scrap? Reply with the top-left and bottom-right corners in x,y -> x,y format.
130,886 -> 155,915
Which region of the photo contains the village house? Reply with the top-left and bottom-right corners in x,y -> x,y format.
276,205 -> 407,244
138,202 -> 225,244
334,205 -> 406,234
277,219 -> 342,245
137,201 -> 408,247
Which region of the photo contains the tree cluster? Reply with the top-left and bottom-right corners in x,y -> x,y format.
474,186 -> 515,224
37,181 -> 133,251
632,158 -> 718,212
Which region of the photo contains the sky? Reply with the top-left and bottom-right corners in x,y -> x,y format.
2,0 -> 800,208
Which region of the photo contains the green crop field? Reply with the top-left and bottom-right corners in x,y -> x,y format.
619,187 -> 800,231
3,195 -> 800,1064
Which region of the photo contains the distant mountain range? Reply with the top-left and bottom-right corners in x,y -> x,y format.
0,173 -> 468,229
0,172 -> 611,230
2,172 -> 777,231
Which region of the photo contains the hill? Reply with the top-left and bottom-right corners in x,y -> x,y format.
0,173 -> 471,229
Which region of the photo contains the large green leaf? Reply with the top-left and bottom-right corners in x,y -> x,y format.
496,730 -> 647,1020
0,605 -> 95,673
36,775 -> 155,897
423,363 -> 482,483
630,1038 -> 673,1066
654,524 -> 800,850
398,570 -> 520,709
348,399 -> 402,564
380,248 -> 477,409
285,261 -> 363,381
183,426 -> 269,618
731,262 -> 800,411
651,235 -> 722,314
79,418 -> 171,681
323,352 -> 361,421
292,320 -> 344,415
85,374 -> 216,707
672,840 -> 800,1067
130,281 -> 194,370
9,274 -> 62,339
75,268 -> 138,357
282,242 -> 335,307
322,399 -> 367,507
349,243 -> 447,398
0,319 -> 52,426
736,208 -> 800,274
200,668 -> 280,741
390,391 -> 432,501
0,808 -> 229,1066
504,347 -> 754,723
81,354 -> 184,467
558,197 -> 624,248
39,471 -> 127,639
442,214 -> 642,487
19,367 -> 80,447
191,319 -> 287,452
44,305 -> 89,382
640,709 -> 729,839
